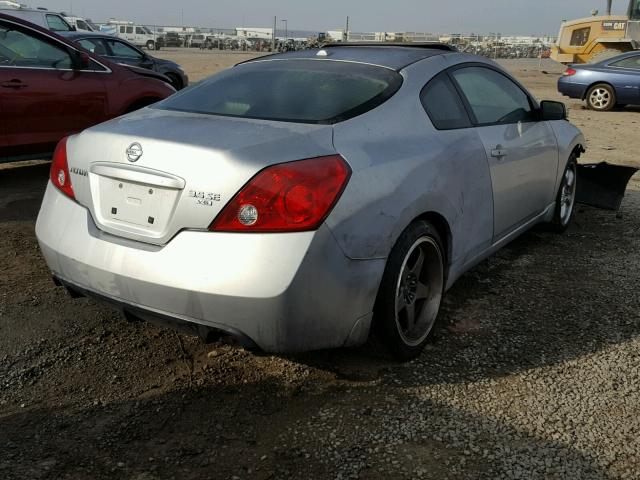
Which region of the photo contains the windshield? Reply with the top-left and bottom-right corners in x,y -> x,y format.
157,59 -> 403,124
143,26 -> 153,35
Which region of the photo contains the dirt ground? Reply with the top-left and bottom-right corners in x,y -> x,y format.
1,52 -> 640,480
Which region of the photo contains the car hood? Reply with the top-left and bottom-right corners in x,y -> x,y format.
64,108 -> 336,245
152,57 -> 182,70
123,64 -> 172,83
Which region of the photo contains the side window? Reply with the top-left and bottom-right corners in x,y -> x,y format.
630,0 -> 640,20
451,66 -> 534,125
0,24 -> 73,69
136,27 -> 145,34
570,27 -> 591,47
126,26 -> 133,34
611,55 -> 640,69
106,40 -> 143,59
119,26 -> 125,34
46,15 -> 72,32
420,72 -> 471,130
76,20 -> 88,31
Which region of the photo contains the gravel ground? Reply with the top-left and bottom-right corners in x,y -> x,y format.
1,57 -> 640,479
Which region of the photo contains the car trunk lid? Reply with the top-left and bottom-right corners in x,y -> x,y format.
65,108 -> 336,245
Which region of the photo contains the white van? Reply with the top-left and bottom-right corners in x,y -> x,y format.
63,15 -> 98,32
100,21 -> 162,50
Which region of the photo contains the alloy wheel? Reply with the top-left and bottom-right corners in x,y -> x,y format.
560,162 -> 577,226
589,88 -> 611,110
394,237 -> 443,347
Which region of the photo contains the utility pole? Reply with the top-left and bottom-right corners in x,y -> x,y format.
282,19 -> 288,42
344,16 -> 350,42
272,16 -> 277,52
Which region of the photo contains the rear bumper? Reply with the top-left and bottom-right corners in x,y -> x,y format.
557,78 -> 587,99
36,182 -> 385,352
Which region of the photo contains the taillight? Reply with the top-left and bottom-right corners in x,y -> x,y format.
50,137 -> 75,199
563,68 -> 577,76
210,155 -> 351,232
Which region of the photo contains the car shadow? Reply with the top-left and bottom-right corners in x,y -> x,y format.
295,189 -> 640,387
0,380 -> 616,480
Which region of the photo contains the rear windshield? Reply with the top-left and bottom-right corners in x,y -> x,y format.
157,59 -> 403,124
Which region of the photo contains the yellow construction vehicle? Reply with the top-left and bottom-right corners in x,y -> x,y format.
551,0 -> 640,64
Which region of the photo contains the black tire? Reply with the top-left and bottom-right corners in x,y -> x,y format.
146,40 -> 155,51
373,221 -> 445,361
550,154 -> 578,233
165,73 -> 182,90
586,83 -> 616,111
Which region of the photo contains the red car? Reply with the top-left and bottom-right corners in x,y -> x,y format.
0,13 -> 175,162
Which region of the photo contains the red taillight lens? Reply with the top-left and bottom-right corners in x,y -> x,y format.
563,68 -> 577,76
210,155 -> 351,232
50,137 -> 75,199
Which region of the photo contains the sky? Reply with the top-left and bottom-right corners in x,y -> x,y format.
34,0 -> 630,35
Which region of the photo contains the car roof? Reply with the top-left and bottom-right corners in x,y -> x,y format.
599,50 -> 640,64
61,31 -> 118,39
0,7 -> 50,14
241,43 -> 458,71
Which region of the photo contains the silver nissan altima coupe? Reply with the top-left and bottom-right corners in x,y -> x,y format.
36,44 -> 585,360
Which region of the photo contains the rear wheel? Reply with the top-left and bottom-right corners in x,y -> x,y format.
586,83 -> 616,111
373,221 -> 445,361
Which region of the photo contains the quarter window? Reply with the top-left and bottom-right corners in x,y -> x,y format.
46,14 -> 72,32
451,66 -> 535,125
0,25 -> 73,69
611,55 -> 640,69
126,26 -> 133,34
570,27 -> 591,47
78,38 -> 108,56
420,72 -> 471,130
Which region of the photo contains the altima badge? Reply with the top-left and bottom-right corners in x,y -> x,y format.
126,143 -> 143,162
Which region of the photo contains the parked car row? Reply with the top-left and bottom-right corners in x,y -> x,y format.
0,13 -> 176,162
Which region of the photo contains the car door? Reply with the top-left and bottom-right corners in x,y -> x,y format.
605,55 -> 640,105
450,65 -> 559,241
103,38 -> 153,70
0,20 -> 108,159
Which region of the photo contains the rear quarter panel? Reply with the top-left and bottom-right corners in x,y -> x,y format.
329,55 -> 494,278
106,71 -> 175,115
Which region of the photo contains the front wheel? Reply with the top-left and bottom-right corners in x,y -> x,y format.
373,221 -> 445,361
146,40 -> 155,51
550,155 -> 578,232
165,72 -> 182,90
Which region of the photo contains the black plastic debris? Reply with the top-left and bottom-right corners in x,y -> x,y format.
576,162 -> 638,211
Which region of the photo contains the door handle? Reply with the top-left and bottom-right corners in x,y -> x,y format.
490,146 -> 508,159
1,80 -> 28,89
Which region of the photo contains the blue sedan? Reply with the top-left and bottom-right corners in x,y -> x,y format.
558,51 -> 640,111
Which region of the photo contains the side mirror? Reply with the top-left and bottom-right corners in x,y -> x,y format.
540,100 -> 567,121
73,51 -> 91,70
